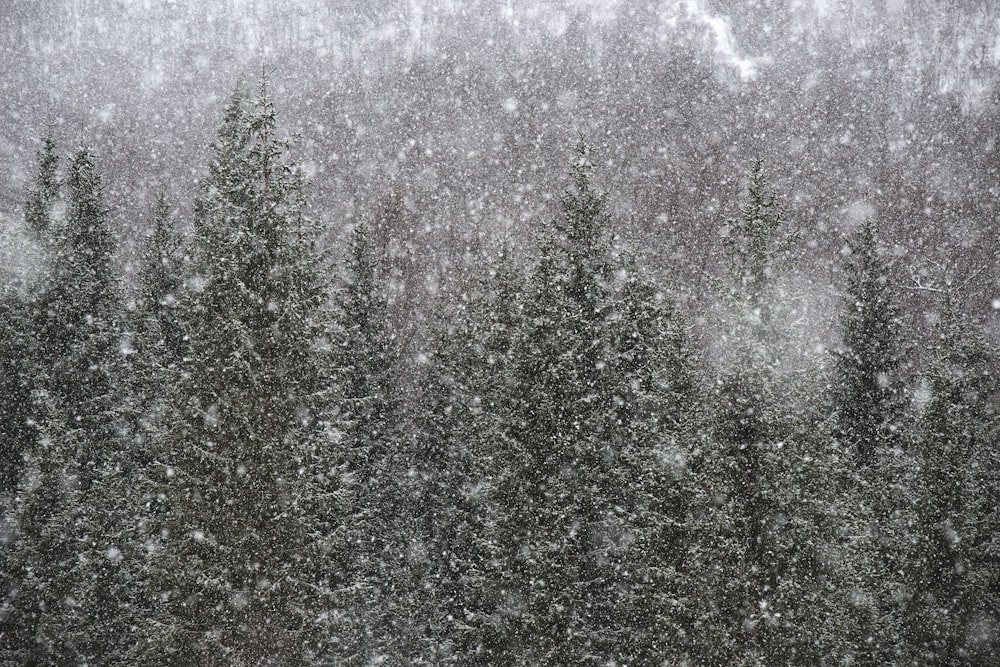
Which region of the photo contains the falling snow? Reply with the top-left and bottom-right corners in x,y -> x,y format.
0,1 -> 998,665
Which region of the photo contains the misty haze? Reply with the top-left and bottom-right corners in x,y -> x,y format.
1,1 -> 998,664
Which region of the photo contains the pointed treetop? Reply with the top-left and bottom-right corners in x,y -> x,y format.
721,158 -> 798,310
24,125 -> 60,238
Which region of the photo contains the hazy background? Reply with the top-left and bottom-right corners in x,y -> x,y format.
1,0 -> 997,346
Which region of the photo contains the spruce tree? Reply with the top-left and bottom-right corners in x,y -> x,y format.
830,218 -> 911,662
133,191 -> 186,374
42,145 -> 124,445
143,78 -> 346,665
1,143 -> 137,664
688,160 -> 854,664
0,296 -> 33,497
407,243 -> 525,663
0,396 -> 90,665
718,157 -> 798,335
609,258 -> 701,663
330,219 -> 405,663
23,127 -> 59,241
485,141 -> 695,664
833,217 -> 904,463
904,297 -> 999,664
1,129 -> 60,498
692,160 -> 798,663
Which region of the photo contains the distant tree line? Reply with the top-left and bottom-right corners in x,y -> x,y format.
1,78 -> 998,665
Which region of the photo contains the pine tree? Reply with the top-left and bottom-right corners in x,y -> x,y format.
393,312 -> 493,664
23,127 -> 59,241
329,219 -> 405,664
143,78 -> 347,665
687,160 -> 855,664
481,140 -> 696,664
1,130 -> 61,498
694,160 -> 798,659
42,145 -> 125,445
608,258 -> 702,663
904,297 -> 999,664
133,191 -> 186,374
399,243 -> 525,663
719,157 -> 798,335
502,146 -> 623,663
0,396 -> 90,665
833,217 -> 904,464
828,217 -> 911,662
128,192 -> 186,474
0,296 -> 33,498
1,143 -> 138,664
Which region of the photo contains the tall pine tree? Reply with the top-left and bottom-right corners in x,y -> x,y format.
833,217 -> 904,464
142,78 -> 347,665
2,143 -> 137,664
688,160 -> 855,664
904,296 -> 999,664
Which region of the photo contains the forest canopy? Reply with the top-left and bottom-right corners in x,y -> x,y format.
0,72 -> 997,664
1,1 -> 999,664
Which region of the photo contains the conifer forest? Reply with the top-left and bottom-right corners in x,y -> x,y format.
1,1 -> 999,664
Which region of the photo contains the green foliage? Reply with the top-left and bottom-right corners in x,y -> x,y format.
0,297 -> 33,496
833,217 -> 905,463
39,144 -> 124,444
133,192 -> 186,370
904,300 -> 999,664
144,77 -> 346,664
3,82 -> 999,667
478,141 -> 698,664
1,140 -> 139,665
23,128 -> 59,240
720,157 -> 798,326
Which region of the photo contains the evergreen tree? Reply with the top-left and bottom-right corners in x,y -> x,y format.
501,148 -> 624,663
0,395 -> 90,665
483,141 -> 695,664
608,259 -> 701,663
329,219 -> 406,664
833,217 -> 905,463
694,161 -> 799,659
133,191 -> 186,374
404,243 -> 525,663
393,312 -> 495,664
337,220 -> 397,472
1,129 -> 60,498
718,157 -> 798,335
1,143 -> 138,664
904,297 -> 999,665
687,160 -> 855,664
42,145 -> 125,445
143,78 -> 347,665
23,127 -> 59,241
829,218 -> 912,663
0,296 -> 33,497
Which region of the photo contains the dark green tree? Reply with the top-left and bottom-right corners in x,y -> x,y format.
827,217 -> 912,663
719,157 -> 798,334
0,296 -> 33,498
0,130 -> 61,497
23,127 -> 59,240
42,145 -> 124,444
133,191 -> 186,373
329,219 -> 406,664
688,160 -> 857,664
142,78 -> 347,665
0,397 -> 90,665
483,141 -> 696,664
833,217 -> 905,464
904,297 -> 999,665
1,144 -> 138,665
